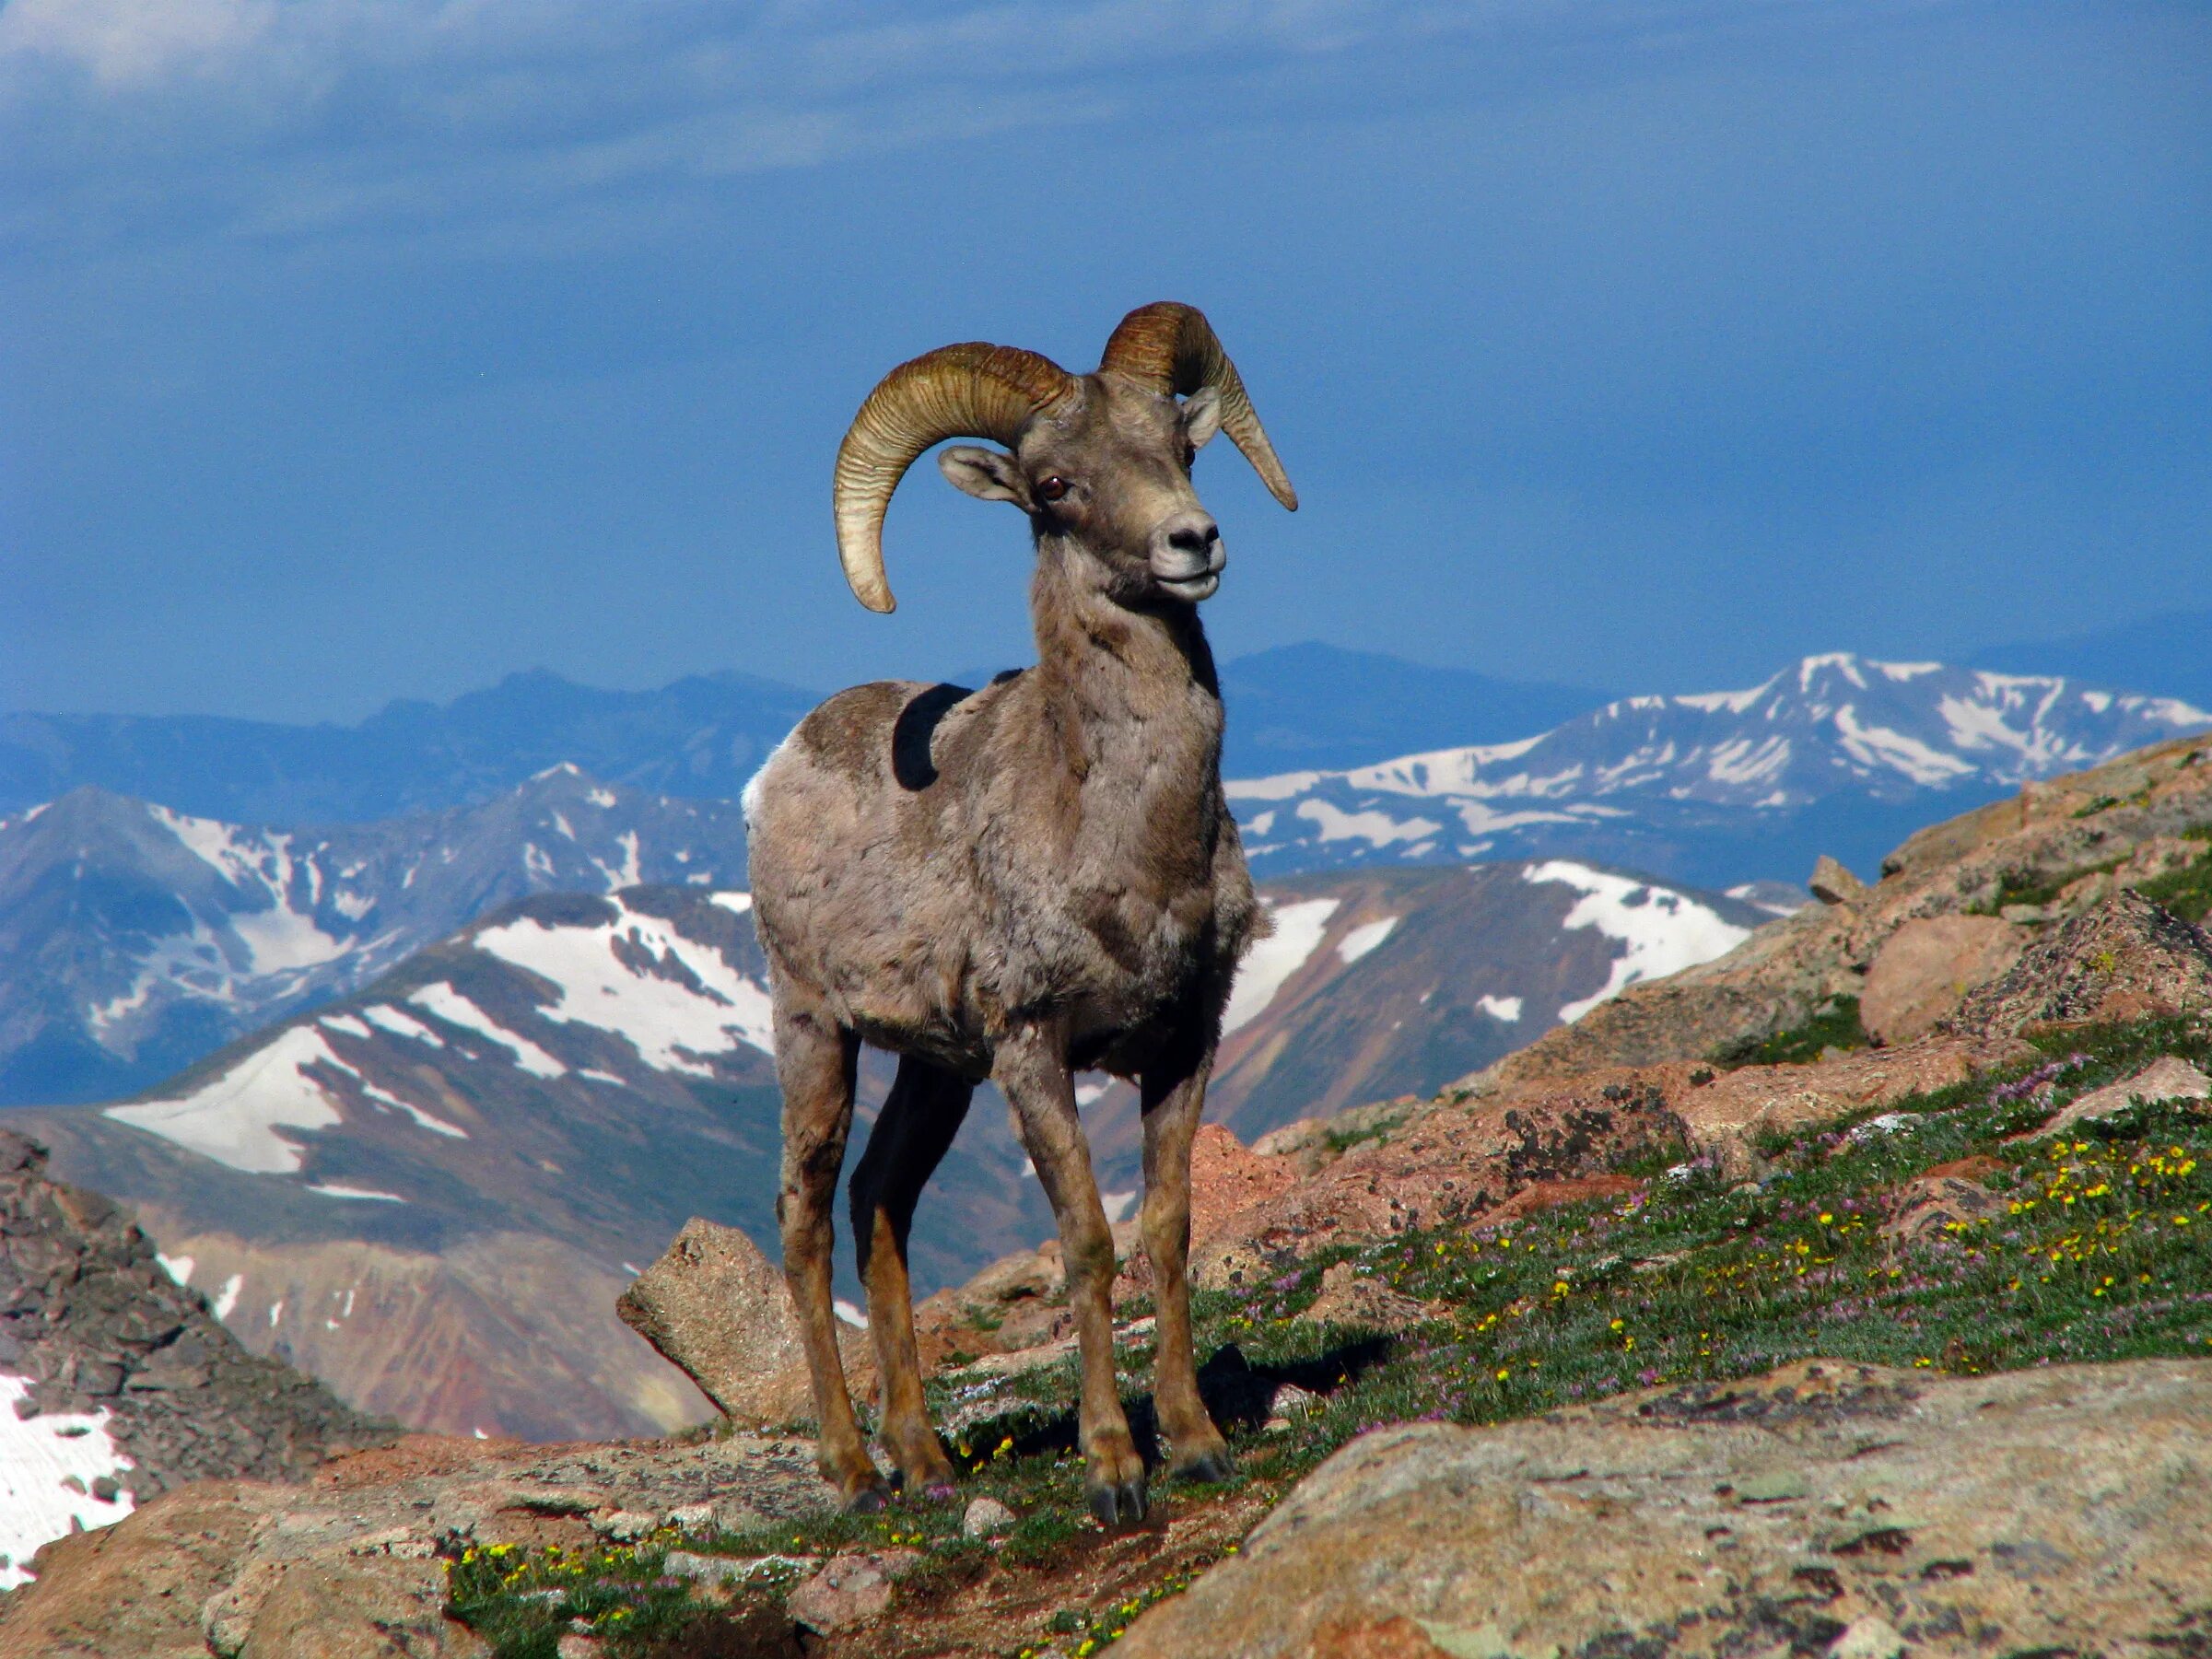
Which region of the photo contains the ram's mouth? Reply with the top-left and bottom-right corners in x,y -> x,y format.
1154,571 -> 1222,602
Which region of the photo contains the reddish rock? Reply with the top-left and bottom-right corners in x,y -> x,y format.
1311,1614 -> 1455,1658
1297,1263 -> 1441,1334
784,1549 -> 913,1633
1861,914 -> 2028,1043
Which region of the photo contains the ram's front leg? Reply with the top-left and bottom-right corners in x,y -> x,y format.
1141,1042 -> 1235,1485
995,1024 -> 1147,1525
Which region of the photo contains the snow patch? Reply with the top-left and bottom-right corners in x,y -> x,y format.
1294,799 -> 1443,847
320,1014 -> 372,1039
1222,898 -> 1340,1035
156,1253 -> 193,1286
408,984 -> 567,1078
709,892 -> 754,916
1101,1189 -> 1138,1223
470,897 -> 774,1074
0,1376 -> 135,1588
1524,861 -> 1751,1024
1477,994 -> 1523,1022
211,1273 -> 243,1321
106,1025 -> 348,1174
305,1184 -> 406,1202
1335,917 -> 1398,964
359,1004 -> 444,1046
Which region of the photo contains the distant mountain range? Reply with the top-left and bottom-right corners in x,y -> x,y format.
1971,607 -> 2212,719
0,647 -> 1609,825
1228,654 -> 2212,890
0,767 -> 749,1106
17,857 -> 1761,1439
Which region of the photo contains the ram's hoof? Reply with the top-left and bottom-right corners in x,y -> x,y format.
1171,1448 -> 1237,1486
840,1482 -> 891,1515
1086,1476 -> 1148,1528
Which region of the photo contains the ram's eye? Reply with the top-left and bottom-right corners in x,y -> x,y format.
1036,476 -> 1070,503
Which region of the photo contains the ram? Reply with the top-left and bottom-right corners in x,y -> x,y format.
744,302 -> 1296,1524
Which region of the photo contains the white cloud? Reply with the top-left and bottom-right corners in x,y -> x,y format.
0,1 -> 1823,251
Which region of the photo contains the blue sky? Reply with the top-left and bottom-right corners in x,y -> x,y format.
3,0 -> 2206,720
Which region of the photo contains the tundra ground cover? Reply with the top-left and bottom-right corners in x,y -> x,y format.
445,1016 -> 2212,1658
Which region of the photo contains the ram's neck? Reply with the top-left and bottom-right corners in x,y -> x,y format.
1027,542 -> 1224,798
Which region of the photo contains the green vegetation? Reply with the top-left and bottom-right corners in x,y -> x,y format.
2133,834 -> 2212,926
447,1016 -> 2212,1657
1710,995 -> 1867,1069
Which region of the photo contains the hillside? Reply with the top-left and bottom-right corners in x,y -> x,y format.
0,766 -> 749,1105
1230,651 -> 2211,887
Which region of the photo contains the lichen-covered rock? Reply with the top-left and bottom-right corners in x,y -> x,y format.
1948,892 -> 2212,1037
1118,1358 -> 2212,1658
0,1428 -> 828,1658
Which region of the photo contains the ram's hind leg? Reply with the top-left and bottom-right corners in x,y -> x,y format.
773,991 -> 884,1512
1141,1043 -> 1235,1485
849,1057 -> 972,1500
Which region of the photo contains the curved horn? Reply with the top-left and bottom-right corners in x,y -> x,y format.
832,342 -> 1076,613
1098,301 -> 1298,511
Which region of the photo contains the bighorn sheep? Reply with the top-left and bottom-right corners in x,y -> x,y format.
744,302 -> 1296,1525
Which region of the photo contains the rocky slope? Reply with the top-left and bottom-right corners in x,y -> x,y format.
0,766 -> 751,1105
1122,1359 -> 2212,1659
0,1127 -> 377,1592
1230,652 -> 2211,888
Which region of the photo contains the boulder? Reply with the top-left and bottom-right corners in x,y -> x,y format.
2025,1054 -> 2212,1141
617,1218 -> 870,1428
1118,1358 -> 2212,1658
1808,854 -> 1867,905
784,1549 -> 910,1633
1947,892 -> 2212,1037
1296,1263 -> 1440,1335
1878,1169 -> 2007,1245
1859,914 -> 2027,1044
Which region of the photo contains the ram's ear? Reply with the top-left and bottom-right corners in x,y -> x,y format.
939,445 -> 1033,508
1180,386 -> 1223,451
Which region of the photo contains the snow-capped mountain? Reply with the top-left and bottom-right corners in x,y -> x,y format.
16,884 -> 1053,1441
18,854 -> 1762,1442
0,765 -> 750,1105
1228,654 -> 2212,887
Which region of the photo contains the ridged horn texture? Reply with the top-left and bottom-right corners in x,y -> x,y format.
1097,301 -> 1299,512
832,342 -> 1077,613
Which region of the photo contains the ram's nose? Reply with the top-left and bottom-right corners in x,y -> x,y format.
1150,512 -> 1224,584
